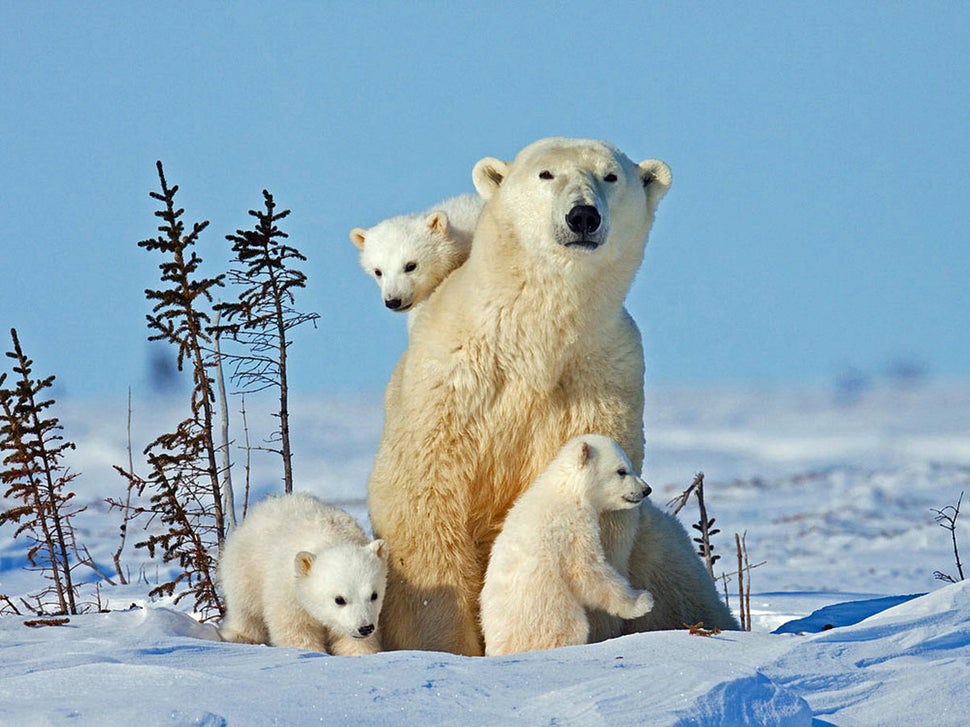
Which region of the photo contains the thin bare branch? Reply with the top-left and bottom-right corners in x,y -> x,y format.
932,491 -> 965,582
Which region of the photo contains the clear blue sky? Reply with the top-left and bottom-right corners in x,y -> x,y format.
2,2 -> 967,398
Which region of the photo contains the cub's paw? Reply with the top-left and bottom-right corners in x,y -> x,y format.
624,590 -> 654,619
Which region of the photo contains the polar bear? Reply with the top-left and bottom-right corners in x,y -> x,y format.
349,193 -> 483,326
480,435 -> 654,655
623,502 -> 741,632
217,492 -> 388,655
367,137 -> 672,654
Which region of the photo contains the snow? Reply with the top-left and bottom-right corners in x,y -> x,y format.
2,381 -> 969,725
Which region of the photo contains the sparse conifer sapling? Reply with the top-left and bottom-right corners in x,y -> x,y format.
139,161 -> 226,539
669,472 -> 721,578
0,329 -> 82,615
669,471 -> 763,628
122,161 -> 228,618
212,189 -> 319,494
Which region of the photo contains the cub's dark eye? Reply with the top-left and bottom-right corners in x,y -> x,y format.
370,592 -> 379,602
404,262 -> 417,273
617,468 -> 628,477
335,596 -> 346,606
374,269 -> 382,278
538,170 -> 554,180
604,173 -> 618,183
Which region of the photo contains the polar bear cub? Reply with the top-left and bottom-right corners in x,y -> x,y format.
480,434 -> 654,655
217,492 -> 388,655
349,193 -> 483,323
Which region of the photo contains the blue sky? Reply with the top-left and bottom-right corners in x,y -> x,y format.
1,2 -> 967,399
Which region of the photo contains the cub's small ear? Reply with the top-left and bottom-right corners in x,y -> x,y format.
579,441 -> 592,468
427,211 -> 450,235
472,157 -> 509,201
294,551 -> 315,577
369,539 -> 388,562
637,159 -> 672,207
349,228 -> 367,250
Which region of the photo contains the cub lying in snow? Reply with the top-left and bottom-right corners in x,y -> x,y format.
480,435 -> 654,655
349,193 -> 482,328
217,492 -> 388,655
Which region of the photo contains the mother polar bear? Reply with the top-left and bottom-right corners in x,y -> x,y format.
367,137 -> 672,655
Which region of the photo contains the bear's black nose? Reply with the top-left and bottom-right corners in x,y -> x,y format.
384,298 -> 403,310
566,205 -> 601,235
642,483 -> 652,498
358,624 -> 375,637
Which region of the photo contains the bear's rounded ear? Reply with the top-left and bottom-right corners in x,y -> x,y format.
637,159 -> 672,207
472,157 -> 509,201
369,539 -> 388,562
349,228 -> 367,250
294,551 -> 315,577
579,441 -> 593,468
426,211 -> 450,236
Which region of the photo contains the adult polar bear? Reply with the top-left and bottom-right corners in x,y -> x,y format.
368,137 -> 671,655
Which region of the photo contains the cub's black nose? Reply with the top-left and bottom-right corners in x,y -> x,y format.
566,205 -> 601,235
358,624 -> 375,637
642,483 -> 652,498
384,298 -> 403,310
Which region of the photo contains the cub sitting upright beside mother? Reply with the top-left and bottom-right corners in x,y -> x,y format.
481,434 -> 654,656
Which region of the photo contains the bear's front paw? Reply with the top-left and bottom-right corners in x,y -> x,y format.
624,590 -> 654,619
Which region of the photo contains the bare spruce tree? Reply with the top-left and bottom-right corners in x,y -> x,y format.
669,472 -> 721,578
124,161 -> 227,618
213,189 -> 319,494
0,329 -> 82,615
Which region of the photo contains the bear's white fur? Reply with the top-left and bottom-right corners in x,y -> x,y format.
349,193 -> 483,327
217,492 -> 388,655
624,502 -> 741,632
480,435 -> 654,655
367,138 -> 672,654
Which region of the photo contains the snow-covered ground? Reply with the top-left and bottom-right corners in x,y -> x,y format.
2,381 -> 969,725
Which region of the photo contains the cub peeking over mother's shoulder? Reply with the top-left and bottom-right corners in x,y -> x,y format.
217,492 -> 388,656
480,435 -> 654,655
349,193 -> 483,326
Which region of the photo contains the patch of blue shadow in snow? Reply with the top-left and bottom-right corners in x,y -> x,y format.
673,671 -> 813,727
772,594 -> 923,635
167,710 -> 227,727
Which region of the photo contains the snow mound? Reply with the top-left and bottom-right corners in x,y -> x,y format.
763,580 -> 970,724
2,584 -> 967,724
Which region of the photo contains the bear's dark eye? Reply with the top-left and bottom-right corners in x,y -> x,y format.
617,468 -> 628,477
370,592 -> 378,602
604,172 -> 618,183
538,170 -> 554,180
374,269 -> 382,278
404,262 -> 417,273
335,596 -> 346,606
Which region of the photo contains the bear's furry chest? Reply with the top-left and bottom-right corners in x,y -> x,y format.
453,340 -> 630,535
